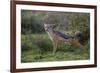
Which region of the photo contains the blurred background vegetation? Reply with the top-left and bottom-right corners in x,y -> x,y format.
21,10 -> 90,63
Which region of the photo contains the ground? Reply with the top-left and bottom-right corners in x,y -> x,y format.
21,34 -> 90,63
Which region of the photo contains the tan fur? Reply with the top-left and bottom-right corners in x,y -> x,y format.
44,24 -> 83,53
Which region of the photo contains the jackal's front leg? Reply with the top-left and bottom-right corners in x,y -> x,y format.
52,41 -> 57,54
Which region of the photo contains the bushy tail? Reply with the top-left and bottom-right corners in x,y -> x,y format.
70,39 -> 83,49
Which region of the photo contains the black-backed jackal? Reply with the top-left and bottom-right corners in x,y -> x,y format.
44,24 -> 83,53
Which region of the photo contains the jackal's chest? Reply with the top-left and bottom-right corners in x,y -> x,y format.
47,31 -> 63,42
47,32 -> 54,41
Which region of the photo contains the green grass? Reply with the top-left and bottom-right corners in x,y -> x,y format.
21,34 -> 90,63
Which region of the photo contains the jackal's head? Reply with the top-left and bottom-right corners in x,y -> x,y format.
44,24 -> 54,31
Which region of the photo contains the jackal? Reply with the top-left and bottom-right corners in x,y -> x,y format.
44,24 -> 83,53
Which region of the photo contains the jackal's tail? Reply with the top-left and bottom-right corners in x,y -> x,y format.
70,39 -> 83,48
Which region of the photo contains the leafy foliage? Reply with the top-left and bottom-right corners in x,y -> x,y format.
21,10 -> 90,35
